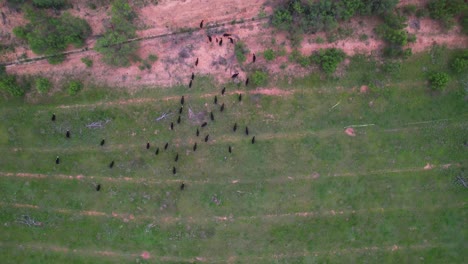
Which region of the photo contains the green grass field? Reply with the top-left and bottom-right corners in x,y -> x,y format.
0,50 -> 467,263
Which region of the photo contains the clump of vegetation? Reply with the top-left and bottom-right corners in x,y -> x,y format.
81,57 -> 93,68
13,8 -> 91,64
32,0 -> 67,9
35,77 -> 51,94
67,80 -> 83,95
235,41 -> 249,64
401,5 -> 417,16
95,0 -> 139,67
311,48 -> 346,75
375,12 -> 416,58
147,54 -> 158,62
263,49 -> 276,61
428,72 -> 450,90
450,51 -> 468,74
427,0 -> 465,29
0,66 -> 24,97
250,70 -> 269,86
289,50 -> 311,68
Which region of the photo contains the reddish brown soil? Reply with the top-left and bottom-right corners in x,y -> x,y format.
1,0 -> 467,91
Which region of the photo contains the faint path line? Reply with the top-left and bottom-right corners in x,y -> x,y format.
0,163 -> 460,186
1,201 -> 464,225
4,118 -> 467,154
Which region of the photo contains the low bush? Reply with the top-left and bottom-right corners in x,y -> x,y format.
81,57 -> 93,67
311,48 -> 346,75
67,80 -> 83,95
35,77 -> 51,94
235,41 -> 249,64
428,72 -> 450,90
250,70 -> 269,86
263,49 -> 276,61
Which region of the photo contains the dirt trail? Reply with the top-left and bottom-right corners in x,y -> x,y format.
2,1 -> 466,90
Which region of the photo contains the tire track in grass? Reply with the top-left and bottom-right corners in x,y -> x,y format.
5,118 -> 467,154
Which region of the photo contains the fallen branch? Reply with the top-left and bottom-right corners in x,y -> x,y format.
16,215 -> 43,227
330,101 -> 341,110
344,124 -> 375,128
155,111 -> 172,121
86,119 -> 111,129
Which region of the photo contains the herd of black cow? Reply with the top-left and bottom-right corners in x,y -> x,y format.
51,20 -> 257,193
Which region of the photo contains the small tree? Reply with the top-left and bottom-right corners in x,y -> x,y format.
81,57 -> 93,68
311,48 -> 346,75
250,70 -> 269,86
35,77 -> 51,94
263,49 -> 276,61
0,70 -> 24,97
67,80 -> 83,95
235,41 -> 249,64
428,72 -> 450,90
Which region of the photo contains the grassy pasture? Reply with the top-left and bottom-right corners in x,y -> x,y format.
0,50 -> 467,263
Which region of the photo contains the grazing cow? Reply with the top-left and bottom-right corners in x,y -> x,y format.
208,35 -> 212,42
245,126 -> 249,135
195,58 -> 199,66
210,112 -> 214,121
96,184 -> 101,191
191,72 -> 195,80
238,93 -> 242,102
66,130 -> 70,138
146,142 -> 150,149
193,142 -> 197,151
175,153 -> 179,162
200,20 -> 204,28
164,142 -> 169,150
251,136 -> 255,144
201,122 -> 207,127
219,38 -> 223,46
179,107 -> 183,114
177,115 -> 181,124
221,87 -> 226,95
253,53 -> 256,63
220,103 -> 225,112
228,146 -> 232,153
180,182 -> 185,190
171,122 -> 174,130
155,147 -> 159,155
233,123 -> 237,132
109,160 -> 114,168
181,96 -> 185,105
55,156 -> 60,165
223,33 -> 232,37
189,79 -> 192,88
100,139 -> 105,146
173,166 -> 176,174
214,95 -> 218,104
196,128 -> 200,136
205,134 -> 209,142
228,37 -> 234,44
245,78 -> 249,86
51,113 -> 56,121
231,72 -> 239,78
216,38 -> 218,43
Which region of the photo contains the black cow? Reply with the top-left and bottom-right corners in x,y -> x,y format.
55,156 -> 60,165
100,139 -> 105,146
196,128 -> 200,136
189,79 -> 192,88
96,184 -> 101,191
175,153 -> 179,162
210,112 -> 214,121
193,142 -> 197,151
245,126 -> 249,135
205,134 -> 209,142
177,115 -> 181,124
171,122 -> 174,130
181,96 -> 185,105
180,182 -> 185,190
164,142 -> 169,150
220,103 -> 225,112
231,72 -> 239,78
179,107 -> 183,114
223,33 -> 232,37
109,160 -> 114,168
214,95 -> 218,104
219,38 -> 223,46
208,35 -> 212,42
51,113 -> 56,121
233,123 -> 237,132
201,122 -> 207,127
155,148 -> 159,155
238,93 -> 242,102
200,20 -> 204,28
245,78 -> 249,86
228,37 -> 234,44
221,87 -> 226,95
173,166 -> 177,174
253,53 -> 256,63
66,130 -> 70,138
251,136 -> 255,144
191,72 -> 195,80
195,57 -> 199,66
146,142 -> 150,149
228,146 -> 232,153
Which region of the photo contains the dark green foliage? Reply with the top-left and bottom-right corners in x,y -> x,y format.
450,51 -> 468,74
81,57 -> 93,67
35,77 -> 51,94
289,50 -> 310,67
67,80 -> 83,95
375,12 -> 415,58
32,0 -> 66,9
234,41 -> 249,64
147,54 -> 158,62
461,13 -> 468,35
263,49 -> 275,61
0,67 -> 24,97
95,0 -> 138,67
250,70 -> 269,86
401,5 -> 417,16
428,72 -> 450,90
360,0 -> 399,15
311,48 -> 346,75
13,9 -> 91,64
427,0 -> 465,29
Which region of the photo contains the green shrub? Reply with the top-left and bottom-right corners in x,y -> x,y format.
461,13 -> 468,35
359,34 -> 368,41
35,77 -> 51,94
81,57 -> 93,67
428,72 -> 450,90
235,41 -> 249,64
450,52 -> 468,74
402,5 -> 417,15
0,70 -> 24,97
67,80 -> 83,95
289,50 -> 310,67
312,48 -> 346,75
263,49 -> 276,61
13,9 -> 91,64
250,70 -> 269,86
427,0 -> 465,29
147,54 -> 158,62
382,61 -> 401,77
32,0 -> 66,9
